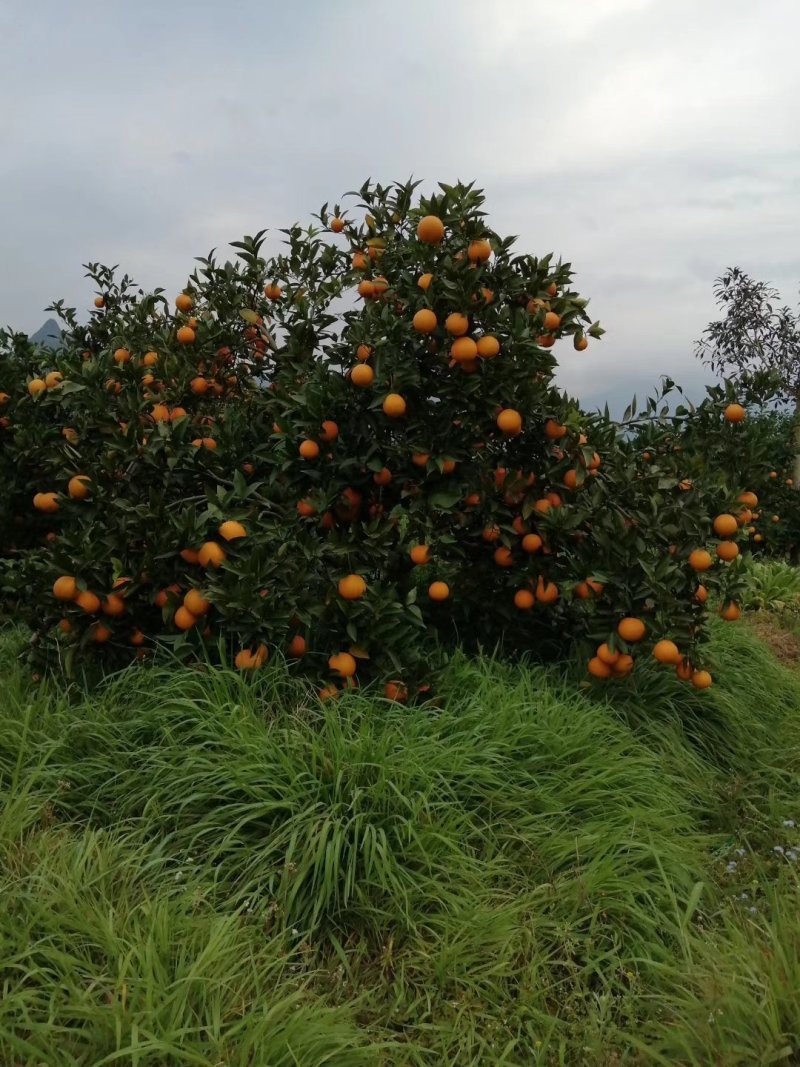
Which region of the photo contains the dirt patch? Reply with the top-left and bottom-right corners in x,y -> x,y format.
747,613 -> 800,666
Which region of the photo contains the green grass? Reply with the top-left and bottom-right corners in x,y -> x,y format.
1,620 -> 800,1064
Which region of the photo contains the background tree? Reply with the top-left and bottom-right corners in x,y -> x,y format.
696,267 -> 800,482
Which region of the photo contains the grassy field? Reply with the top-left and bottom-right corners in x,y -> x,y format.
2,618 -> 800,1065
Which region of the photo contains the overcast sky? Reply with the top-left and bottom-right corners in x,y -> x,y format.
1,0 -> 798,413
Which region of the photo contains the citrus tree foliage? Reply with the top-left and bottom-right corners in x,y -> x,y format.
0,181 -> 777,693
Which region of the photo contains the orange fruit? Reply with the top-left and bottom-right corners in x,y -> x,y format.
57,618 -> 72,634
412,452 -> 430,467
482,525 -> 501,543
719,602 -> 741,622
296,499 -> 317,518
113,347 -> 131,365
535,577 -> 559,604
94,296 -> 105,308
170,406 -> 188,422
544,419 -> 567,440
351,252 -> 367,270
45,371 -> 64,388
412,309 -> 437,334
543,311 -> 561,331
53,576 -> 78,601
218,520 -> 246,541
724,403 -> 745,423
574,335 -> 588,351
184,589 -> 210,616
617,617 -> 646,642
330,217 -> 345,233
33,492 -> 59,513
692,670 -> 713,689
417,215 -> 445,243
338,574 -> 367,600
382,393 -> 407,417
772,515 -> 780,523
613,654 -> 634,676
319,685 -> 339,701
514,588 -> 535,610
102,594 -> 125,617
496,408 -> 522,435
770,471 -> 777,479
588,657 -> 612,679
562,469 -> 579,491
190,377 -> 209,394
467,238 -> 492,262
373,467 -> 392,487
694,585 -> 708,604
151,403 -> 170,423
493,546 -> 514,567
737,491 -> 758,508
320,420 -> 339,442
264,283 -> 283,300
175,293 -> 193,312
384,680 -> 409,702
688,549 -> 713,572
235,645 -> 269,670
28,378 -> 47,398
356,344 -> 372,362
445,312 -> 469,336
410,545 -> 430,565
358,280 -> 375,299
653,639 -> 680,664
675,658 -> 693,681
198,542 -> 226,568
597,643 -> 620,666
417,273 -> 433,290
67,475 -> 91,499
329,652 -> 357,678
142,351 -> 158,367
176,326 -> 196,344
351,364 -> 375,387
716,541 -> 739,562
451,336 -> 478,363
522,533 -> 543,554
299,439 -> 320,459
174,605 -> 197,630
90,623 -> 112,643
428,581 -> 450,601
476,335 -> 500,358
713,514 -> 738,538
75,590 -> 101,614
287,634 -> 307,657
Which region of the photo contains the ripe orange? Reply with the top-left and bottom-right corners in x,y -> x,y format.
724,403 -> 745,423
597,643 -> 620,666
28,378 -> 47,398
428,581 -> 450,601
184,589 -> 210,616
535,577 -> 559,604
562,469 -> 579,491
338,574 -> 367,600
67,475 -> 91,499
451,337 -> 478,363
356,344 -> 372,362
716,541 -> 739,562
218,520 -> 246,541
522,533 -> 543,554
329,652 -> 357,678
588,657 -> 612,679
441,459 -> 457,474
534,499 -> 551,515
57,618 -> 72,634
694,585 -> 708,604
482,525 -> 501,543
613,654 -> 634,676
719,602 -> 741,622
675,658 -> 693,681
198,542 -> 226,567
574,335 -> 589,351
235,645 -> 268,670
410,545 -> 430,565
772,515 -> 780,523
75,590 -> 101,613
142,351 -> 158,367
299,439 -> 320,459
33,492 -> 59,513
113,347 -> 131,365
467,238 -> 492,262
151,403 -> 170,422
617,617 -> 646,643
382,393 -> 407,417
417,215 -> 445,243
53,576 -> 78,601
287,634 -> 307,657
373,467 -> 393,486
330,217 -> 345,233
417,273 -> 433,291
692,670 -> 713,689
412,452 -> 430,467
476,335 -> 500,358
688,549 -> 713,572
175,293 -> 193,312
91,623 -> 112,643
496,408 -> 522,436
493,546 -> 513,567
412,308 -> 437,333
384,680 -> 409,702
264,283 -> 283,300
544,419 -> 567,440
170,406 -> 188,422
352,252 -> 367,270
737,491 -> 758,508
351,364 -> 375,387
174,605 -> 197,630
190,377 -> 208,395
297,499 -> 317,518
653,639 -> 680,664
94,296 -> 105,308
770,471 -> 777,479
358,280 -> 375,299
320,420 -> 339,442
102,594 -> 125,617
176,326 -> 196,344
319,685 -> 339,701
712,514 -> 738,538
445,312 -> 469,336
543,311 -> 561,332
514,588 -> 535,610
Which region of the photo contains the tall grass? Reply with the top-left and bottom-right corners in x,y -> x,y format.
2,619 -> 800,1064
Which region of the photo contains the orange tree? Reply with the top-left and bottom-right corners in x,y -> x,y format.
0,180 -> 760,694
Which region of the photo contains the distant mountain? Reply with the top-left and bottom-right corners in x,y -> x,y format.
30,318 -> 61,348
